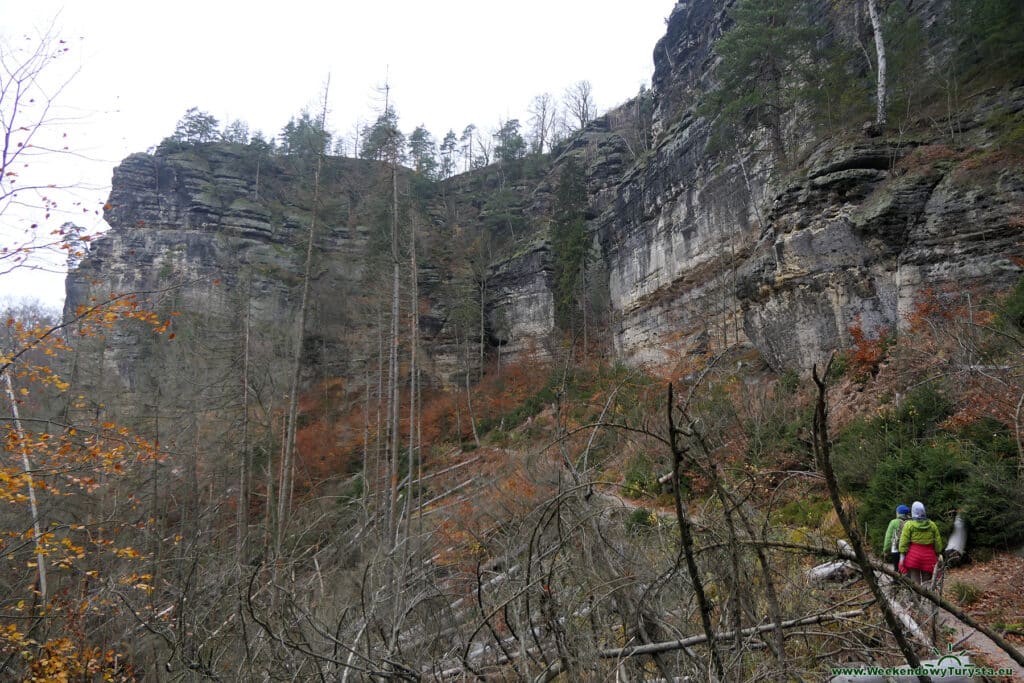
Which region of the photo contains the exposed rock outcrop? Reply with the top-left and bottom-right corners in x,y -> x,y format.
595,0 -> 1024,372
65,0 -> 1024,416
65,146 -> 379,417
740,127 -> 1024,370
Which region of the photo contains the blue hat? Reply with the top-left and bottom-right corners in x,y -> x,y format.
896,505 -> 910,516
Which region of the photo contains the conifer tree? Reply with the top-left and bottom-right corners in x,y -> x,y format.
172,107 -> 220,145
279,110 -> 331,157
361,107 -> 405,162
439,129 -> 458,179
703,0 -> 820,164
494,118 -> 526,163
408,125 -> 438,177
551,156 -> 589,335
953,0 -> 1024,75
459,124 -> 476,171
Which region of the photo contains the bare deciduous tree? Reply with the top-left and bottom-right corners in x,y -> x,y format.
528,92 -> 556,154
275,78 -> 330,556
564,80 -> 595,131
0,25 -> 90,278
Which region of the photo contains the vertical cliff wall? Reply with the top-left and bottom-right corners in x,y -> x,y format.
64,146 -> 382,420
65,0 -> 1024,418
594,0 -> 1023,371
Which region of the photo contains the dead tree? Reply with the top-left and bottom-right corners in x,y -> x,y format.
811,359 -> 930,682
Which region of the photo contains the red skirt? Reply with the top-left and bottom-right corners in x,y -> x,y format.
905,542 -> 938,573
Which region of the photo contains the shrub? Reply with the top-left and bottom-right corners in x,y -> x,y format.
893,384 -> 952,440
779,369 -> 800,395
861,434 -> 1024,549
999,275 -> 1024,332
746,402 -> 814,464
827,354 -> 850,381
832,417 -> 893,492
778,497 -> 833,528
475,370 -> 557,436
861,441 -> 967,546
626,507 -> 657,534
955,452 -> 1024,548
848,321 -> 893,380
834,383 -> 954,493
623,453 -> 658,499
341,474 -> 364,502
956,416 -> 1015,457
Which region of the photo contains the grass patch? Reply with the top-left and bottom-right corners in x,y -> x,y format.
950,580 -> 983,606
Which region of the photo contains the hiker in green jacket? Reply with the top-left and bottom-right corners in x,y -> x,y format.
883,504 -> 911,572
898,501 -> 943,585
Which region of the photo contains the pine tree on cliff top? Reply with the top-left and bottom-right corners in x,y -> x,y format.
702,0 -> 820,164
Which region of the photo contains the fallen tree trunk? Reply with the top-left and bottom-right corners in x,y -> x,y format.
598,609 -> 866,659
808,542 -> 930,646
736,538 -> 1024,670
807,558 -> 856,581
437,609 -> 867,681
808,540 -> 856,581
944,513 -> 967,565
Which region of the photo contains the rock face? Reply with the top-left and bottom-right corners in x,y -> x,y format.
593,0 -> 1024,372
67,0 -> 1024,414
649,0 -> 728,136
598,109 -> 763,365
739,129 -> 1024,370
487,240 -> 555,359
65,146 -> 381,417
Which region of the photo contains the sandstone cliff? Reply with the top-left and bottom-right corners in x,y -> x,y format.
65,0 -> 1024,421
598,0 -> 1023,370
65,146 -> 383,418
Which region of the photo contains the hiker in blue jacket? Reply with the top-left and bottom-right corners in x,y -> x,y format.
883,504 -> 911,572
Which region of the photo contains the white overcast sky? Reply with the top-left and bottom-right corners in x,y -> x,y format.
1,0 -> 675,310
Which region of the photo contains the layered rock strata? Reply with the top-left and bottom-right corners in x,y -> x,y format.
67,0 -> 1024,409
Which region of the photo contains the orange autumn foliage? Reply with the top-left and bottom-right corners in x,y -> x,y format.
900,285 -> 1022,431
847,318 -> 891,380
1,295 -> 176,680
288,358 -> 557,496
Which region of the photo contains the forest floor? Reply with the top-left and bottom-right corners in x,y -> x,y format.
940,551 -> 1024,679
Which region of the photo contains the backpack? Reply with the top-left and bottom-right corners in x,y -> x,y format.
891,518 -> 908,553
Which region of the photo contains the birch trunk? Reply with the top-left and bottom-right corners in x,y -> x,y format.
3,372 -> 46,601
867,0 -> 888,126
